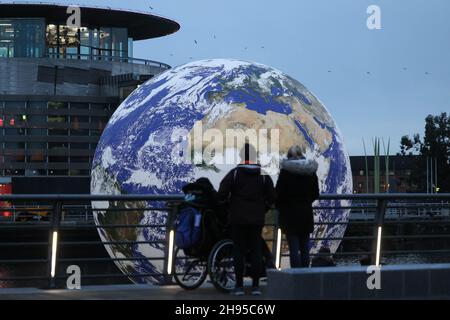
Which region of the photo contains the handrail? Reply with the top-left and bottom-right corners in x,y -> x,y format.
44,53 -> 172,69
0,193 -> 449,289
0,194 -> 184,201
0,193 -> 448,201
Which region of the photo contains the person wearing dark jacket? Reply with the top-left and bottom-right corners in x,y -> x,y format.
276,145 -> 320,268
218,143 -> 276,296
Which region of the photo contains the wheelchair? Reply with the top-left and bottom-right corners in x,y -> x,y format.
171,201 -> 273,293
169,200 -> 234,292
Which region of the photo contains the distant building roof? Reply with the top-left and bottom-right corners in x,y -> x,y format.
0,2 -> 180,40
350,155 -> 421,172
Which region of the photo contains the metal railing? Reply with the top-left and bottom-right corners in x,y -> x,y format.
0,205 -> 95,223
0,193 -> 449,289
44,53 -> 172,69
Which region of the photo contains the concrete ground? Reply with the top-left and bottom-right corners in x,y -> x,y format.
0,283 -> 268,300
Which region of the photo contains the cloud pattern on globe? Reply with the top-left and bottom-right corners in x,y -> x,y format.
91,59 -> 353,284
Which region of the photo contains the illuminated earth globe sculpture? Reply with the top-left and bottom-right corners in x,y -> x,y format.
91,59 -> 353,284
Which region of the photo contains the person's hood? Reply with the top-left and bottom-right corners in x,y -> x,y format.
195,178 -> 215,192
182,178 -> 215,194
281,159 -> 318,175
237,163 -> 262,175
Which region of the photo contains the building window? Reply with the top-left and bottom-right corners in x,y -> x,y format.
91,103 -> 111,112
28,142 -> 47,149
69,170 -> 90,176
25,169 -> 47,177
49,170 -> 68,176
71,129 -> 89,136
48,101 -> 68,110
4,115 -> 26,135
5,101 -> 26,109
70,156 -> 90,163
128,37 -> 133,58
46,24 -> 79,57
5,142 -> 25,149
5,169 -> 25,176
28,115 -> 47,124
28,128 -> 47,136
48,115 -> 68,136
49,156 -> 68,163
28,114 -> 47,136
0,19 -> 45,58
46,24 -> 129,61
71,116 -> 90,136
49,142 -> 68,150
27,153 -> 46,163
49,129 -> 68,136
4,154 -> 25,163
27,101 -> 47,109
91,116 -> 108,131
70,103 -> 90,110
111,28 -> 128,60
72,116 -> 90,124
90,130 -> 102,137
71,143 -> 90,150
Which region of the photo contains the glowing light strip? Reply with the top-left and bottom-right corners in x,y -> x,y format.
275,228 -> 282,270
376,227 -> 382,267
167,230 -> 175,275
51,231 -> 58,278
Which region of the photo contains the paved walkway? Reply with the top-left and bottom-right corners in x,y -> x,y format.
0,283 -> 268,300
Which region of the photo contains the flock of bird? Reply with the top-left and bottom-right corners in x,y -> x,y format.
149,4 -> 432,74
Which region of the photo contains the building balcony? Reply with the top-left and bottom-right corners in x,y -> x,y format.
0,55 -> 169,98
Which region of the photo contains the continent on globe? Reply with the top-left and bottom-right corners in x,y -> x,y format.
91,59 -> 353,284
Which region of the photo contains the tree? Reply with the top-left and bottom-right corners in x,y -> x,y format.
399,112 -> 450,192
399,134 -> 422,156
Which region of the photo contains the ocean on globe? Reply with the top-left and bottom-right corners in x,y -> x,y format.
91,59 -> 353,284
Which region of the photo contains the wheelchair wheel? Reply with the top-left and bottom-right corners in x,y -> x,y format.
173,247 -> 208,290
207,239 -> 236,293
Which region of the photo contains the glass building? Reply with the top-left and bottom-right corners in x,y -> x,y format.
0,18 -> 46,58
0,19 -> 132,60
0,3 -> 179,193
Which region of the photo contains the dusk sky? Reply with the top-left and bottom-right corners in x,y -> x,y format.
56,0 -> 450,155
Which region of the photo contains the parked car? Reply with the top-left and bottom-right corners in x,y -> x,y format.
15,207 -> 50,222
0,201 -> 13,222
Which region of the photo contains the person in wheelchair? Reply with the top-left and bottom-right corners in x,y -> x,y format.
180,177 -> 228,257
218,143 -> 276,296
175,174 -> 275,293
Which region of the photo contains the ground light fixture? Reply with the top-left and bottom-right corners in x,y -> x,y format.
376,226 -> 382,267
51,231 -> 58,278
275,228 -> 282,270
167,229 -> 175,275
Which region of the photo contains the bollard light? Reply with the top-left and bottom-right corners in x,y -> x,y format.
275,228 -> 282,270
167,230 -> 175,275
51,231 -> 58,278
375,226 -> 382,267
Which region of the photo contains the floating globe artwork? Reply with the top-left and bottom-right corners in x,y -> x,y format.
91,59 -> 353,284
